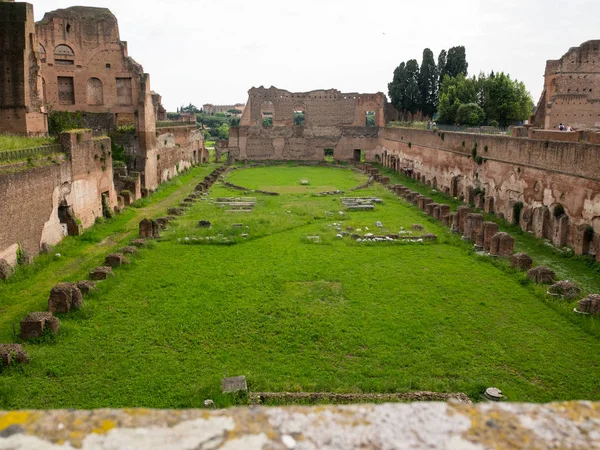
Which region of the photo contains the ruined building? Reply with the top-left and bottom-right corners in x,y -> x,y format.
0,0 -> 47,135
226,86 -> 386,161
533,40 -> 600,130
203,103 -> 246,115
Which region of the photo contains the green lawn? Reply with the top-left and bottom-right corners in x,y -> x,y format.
1,164 -> 599,409
0,135 -> 56,152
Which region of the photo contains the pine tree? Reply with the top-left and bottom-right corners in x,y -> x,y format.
445,46 -> 468,78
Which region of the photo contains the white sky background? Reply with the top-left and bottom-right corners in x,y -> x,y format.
33,0 -> 600,112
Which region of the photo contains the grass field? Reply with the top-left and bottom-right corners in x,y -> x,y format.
1,163 -> 599,409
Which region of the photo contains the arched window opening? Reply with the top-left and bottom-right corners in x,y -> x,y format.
260,101 -> 274,126
54,44 -> 75,65
39,44 -> 46,62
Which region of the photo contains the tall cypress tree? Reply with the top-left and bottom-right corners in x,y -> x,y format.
418,48 -> 437,118
404,59 -> 421,114
445,46 -> 468,78
388,62 -> 407,112
437,50 -> 447,87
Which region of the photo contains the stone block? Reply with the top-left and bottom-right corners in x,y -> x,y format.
90,266 -> 114,281
450,212 -> 460,233
0,344 -> 29,366
48,283 -> 83,314
489,232 -> 515,257
0,259 -> 13,280
483,222 -> 499,252
419,197 -> 433,211
76,280 -> 97,296
464,213 -> 484,241
21,312 -> 60,340
527,266 -> 555,284
438,205 -> 451,220
168,208 -> 185,216
131,239 -> 147,248
432,206 -> 441,220
121,246 -> 138,255
222,376 -> 248,393
380,177 -> 390,185
552,215 -> 569,248
425,203 -> 439,216
105,253 -> 127,268
511,253 -> 533,271
548,281 -> 581,300
139,219 -> 160,239
412,224 -> 424,231
456,206 -> 472,234
532,206 -> 551,239
578,294 -> 600,315
156,217 -> 170,230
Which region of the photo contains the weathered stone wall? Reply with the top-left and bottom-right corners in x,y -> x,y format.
155,126 -> 204,184
0,131 -> 116,265
378,127 -> 600,250
0,1 -> 47,135
533,40 -> 600,130
0,402 -> 599,449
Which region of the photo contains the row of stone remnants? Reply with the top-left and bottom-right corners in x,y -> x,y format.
358,164 -> 391,186
2,166 -> 228,368
381,180 -> 600,316
0,239 -> 148,369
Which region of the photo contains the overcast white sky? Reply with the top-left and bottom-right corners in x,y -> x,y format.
34,0 -> 599,112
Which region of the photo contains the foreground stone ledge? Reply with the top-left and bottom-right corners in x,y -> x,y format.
0,402 -> 599,449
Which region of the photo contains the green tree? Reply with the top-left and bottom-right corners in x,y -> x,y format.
418,48 -> 438,118
437,74 -> 478,124
403,59 -> 421,114
480,72 -> 533,126
217,123 -> 230,140
456,103 -> 485,125
437,49 -> 447,88
388,62 -> 407,112
445,46 -> 468,78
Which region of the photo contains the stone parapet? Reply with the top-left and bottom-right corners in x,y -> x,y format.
0,402 -> 599,449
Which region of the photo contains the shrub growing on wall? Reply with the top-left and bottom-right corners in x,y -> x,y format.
48,111 -> 83,135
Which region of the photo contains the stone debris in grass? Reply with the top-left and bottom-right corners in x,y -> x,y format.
336,234 -> 343,239
222,376 -> 248,393
577,294 -> 600,315
48,282 -> 83,313
20,312 -> 60,339
301,180 -> 309,185
105,253 -> 127,268
198,220 -> 212,228
89,266 -> 114,281
376,221 -> 383,228
547,281 -> 581,300
0,344 -> 29,366
76,280 -> 97,295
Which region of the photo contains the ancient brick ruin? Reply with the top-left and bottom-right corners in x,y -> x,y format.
533,40 -> 600,130
225,86 -> 386,161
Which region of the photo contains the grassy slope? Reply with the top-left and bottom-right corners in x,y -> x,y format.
0,135 -> 56,152
1,164 -> 599,409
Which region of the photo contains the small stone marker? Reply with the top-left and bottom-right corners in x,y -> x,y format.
222,376 -> 248,393
48,282 -> 83,314
548,281 -> 581,300
412,224 -> 424,231
198,220 -> 212,228
0,344 -> 29,366
527,266 -> 555,284
20,312 -> 60,340
77,280 -> 97,296
121,246 -> 138,255
301,180 -> 309,185
130,239 -> 146,248
577,294 -> 600,315
139,219 -> 160,239
105,253 -> 127,268
484,387 -> 503,402
204,399 -> 216,409
376,222 -> 383,228
511,253 -> 533,271
89,266 -> 114,281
